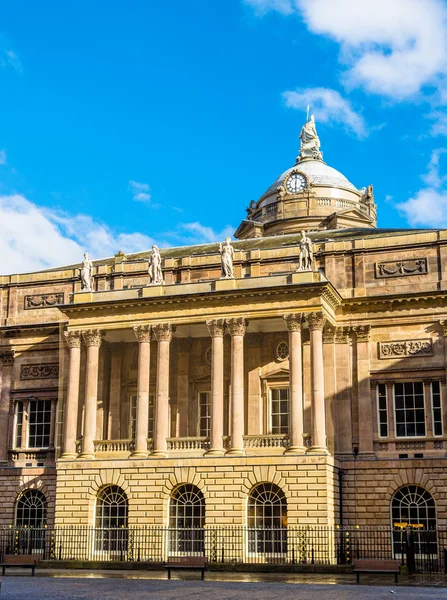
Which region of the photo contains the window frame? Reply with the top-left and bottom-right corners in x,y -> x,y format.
197,391 -> 211,438
269,386 -> 289,435
129,392 -> 155,440
26,398 -> 52,449
14,400 -> 24,449
431,381 -> 443,437
376,383 -> 388,438
393,381 -> 426,439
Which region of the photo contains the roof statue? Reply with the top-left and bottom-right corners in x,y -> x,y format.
297,114 -> 323,163
80,253 -> 94,292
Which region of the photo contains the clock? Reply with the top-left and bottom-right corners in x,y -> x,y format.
286,173 -> 306,194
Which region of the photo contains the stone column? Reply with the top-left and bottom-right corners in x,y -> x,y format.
0,351 -> 14,463
61,331 -> 82,458
283,314 -> 305,454
307,312 -> 328,453
354,325 -> 374,457
132,325 -> 152,457
206,319 -> 225,455
226,317 -> 246,456
323,324 -> 336,453
80,329 -> 103,459
152,323 -> 172,457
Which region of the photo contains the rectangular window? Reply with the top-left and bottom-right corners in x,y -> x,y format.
377,383 -> 388,437
271,388 -> 289,434
431,381 -> 443,436
198,391 -> 210,437
14,401 -> 24,448
130,394 -> 155,439
28,399 -> 52,448
394,382 -> 425,438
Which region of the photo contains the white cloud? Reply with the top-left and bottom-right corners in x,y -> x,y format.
0,150 -> 6,165
129,179 -> 151,203
397,149 -> 447,227
167,222 -> 235,245
0,50 -> 22,71
282,87 -> 367,137
0,194 -> 157,275
248,0 -> 447,101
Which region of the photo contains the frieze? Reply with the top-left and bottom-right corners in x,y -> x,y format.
375,258 -> 428,279
24,293 -> 64,310
21,363 -> 59,380
379,339 -> 433,359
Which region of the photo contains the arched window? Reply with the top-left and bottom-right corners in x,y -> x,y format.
247,483 -> 287,554
15,489 -> 47,528
95,486 -> 128,554
392,485 -> 437,557
96,485 -> 128,529
169,484 -> 205,554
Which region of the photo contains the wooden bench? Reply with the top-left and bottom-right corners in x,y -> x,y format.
165,556 -> 208,580
1,554 -> 39,576
352,559 -> 401,584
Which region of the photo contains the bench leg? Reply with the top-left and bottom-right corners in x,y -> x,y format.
356,572 -> 360,584
201,569 -> 204,581
395,573 -> 398,584
168,568 -> 171,580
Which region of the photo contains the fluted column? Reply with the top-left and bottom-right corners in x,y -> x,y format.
226,317 -> 246,456
132,325 -> 151,457
307,312 -> 328,453
283,314 -> 305,454
206,319 -> 225,455
0,351 -> 14,463
152,323 -> 172,457
62,331 -> 82,458
80,329 -> 103,459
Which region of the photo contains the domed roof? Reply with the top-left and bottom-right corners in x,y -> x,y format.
261,159 -> 358,198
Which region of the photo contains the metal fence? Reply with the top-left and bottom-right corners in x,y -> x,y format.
0,526 -> 446,573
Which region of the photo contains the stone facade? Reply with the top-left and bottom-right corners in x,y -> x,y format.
1,121 -> 447,542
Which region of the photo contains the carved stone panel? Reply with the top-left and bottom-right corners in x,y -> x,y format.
24,293 -> 64,310
379,339 -> 433,358
375,258 -> 428,279
20,364 -> 59,380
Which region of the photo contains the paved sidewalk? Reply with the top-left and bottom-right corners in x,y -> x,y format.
1,574 -> 447,600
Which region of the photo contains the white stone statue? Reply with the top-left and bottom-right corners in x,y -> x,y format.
148,245 -> 164,285
298,114 -> 323,162
298,230 -> 314,271
219,237 -> 235,278
80,253 -> 94,291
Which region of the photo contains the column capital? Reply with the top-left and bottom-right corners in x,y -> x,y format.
354,325 -> 371,342
307,312 -> 326,331
133,324 -> 152,343
206,319 -> 225,337
335,326 -> 351,344
82,329 -> 104,347
0,350 -> 14,366
153,323 -> 172,342
226,317 -> 247,337
283,313 -> 303,332
64,330 -> 82,349
322,324 -> 336,344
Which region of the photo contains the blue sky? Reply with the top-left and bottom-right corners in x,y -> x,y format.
1,0 -> 447,273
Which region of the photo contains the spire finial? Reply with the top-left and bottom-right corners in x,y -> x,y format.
297,114 -> 323,163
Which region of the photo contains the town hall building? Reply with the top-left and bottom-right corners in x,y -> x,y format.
0,117 -> 444,561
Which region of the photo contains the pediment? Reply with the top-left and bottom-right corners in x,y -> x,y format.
323,208 -> 375,229
261,365 -> 289,379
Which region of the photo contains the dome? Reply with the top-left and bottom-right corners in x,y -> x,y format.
261,159 -> 357,199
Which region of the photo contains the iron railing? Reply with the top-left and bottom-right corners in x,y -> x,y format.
1,526 -> 446,573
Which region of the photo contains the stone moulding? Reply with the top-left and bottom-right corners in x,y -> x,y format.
375,258 -> 428,279
379,339 -> 433,359
24,293 -> 65,310
20,363 -> 59,380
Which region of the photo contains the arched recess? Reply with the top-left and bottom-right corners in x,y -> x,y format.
247,482 -> 287,555
95,485 -> 129,555
391,485 -> 437,557
169,484 -> 205,555
15,489 -> 47,527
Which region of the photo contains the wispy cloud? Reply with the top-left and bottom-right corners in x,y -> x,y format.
0,194 -> 157,275
397,149 -> 447,227
0,49 -> 22,72
0,150 -> 6,165
244,0 -> 294,16
166,222 -> 235,245
129,179 -> 151,203
282,87 -> 367,138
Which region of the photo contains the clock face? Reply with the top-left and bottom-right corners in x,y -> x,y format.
286,173 -> 306,194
